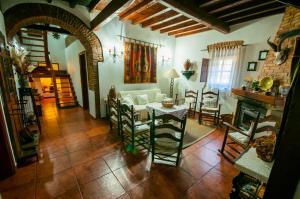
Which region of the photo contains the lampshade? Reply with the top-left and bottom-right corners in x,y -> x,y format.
165,68 -> 179,78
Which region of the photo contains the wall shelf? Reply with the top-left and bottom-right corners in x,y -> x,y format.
181,71 -> 194,80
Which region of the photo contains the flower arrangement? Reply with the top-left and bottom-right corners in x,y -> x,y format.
9,42 -> 36,87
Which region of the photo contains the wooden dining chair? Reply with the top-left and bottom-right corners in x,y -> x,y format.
175,89 -> 198,117
151,111 -> 187,166
198,88 -> 221,126
219,113 -> 278,161
107,96 -> 121,135
120,103 -> 151,153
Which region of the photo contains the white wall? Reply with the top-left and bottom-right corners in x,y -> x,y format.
64,39 -> 97,118
173,14 -> 283,114
48,33 -> 67,70
95,18 -> 176,117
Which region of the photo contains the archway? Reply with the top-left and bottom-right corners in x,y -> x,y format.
4,3 -> 103,118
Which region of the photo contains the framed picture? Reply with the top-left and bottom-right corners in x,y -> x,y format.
247,62 -> 257,71
258,50 -> 269,60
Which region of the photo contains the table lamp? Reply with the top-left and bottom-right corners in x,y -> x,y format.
165,68 -> 179,98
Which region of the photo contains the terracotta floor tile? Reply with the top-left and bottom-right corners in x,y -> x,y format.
184,182 -> 224,199
36,169 -> 78,199
68,147 -> 97,166
0,182 -> 35,199
0,164 -> 36,191
193,146 -> 222,166
214,158 -> 239,178
53,186 -> 82,199
180,154 -> 213,179
80,173 -> 125,199
113,161 -> 150,191
37,155 -> 71,179
73,157 -> 111,185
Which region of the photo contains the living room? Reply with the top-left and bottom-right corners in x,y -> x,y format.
0,0 -> 299,199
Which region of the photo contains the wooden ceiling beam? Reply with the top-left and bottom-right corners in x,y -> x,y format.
175,28 -> 211,38
209,0 -> 253,14
160,20 -> 200,33
220,3 -> 285,21
91,0 -> 131,29
227,7 -> 285,25
131,3 -> 167,24
26,25 -> 71,35
151,15 -> 189,30
88,0 -> 100,11
168,24 -> 207,35
141,10 -> 179,27
199,0 -> 223,8
216,1 -> 276,18
158,0 -> 230,33
119,0 -> 156,20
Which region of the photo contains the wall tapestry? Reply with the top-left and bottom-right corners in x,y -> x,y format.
124,41 -> 157,83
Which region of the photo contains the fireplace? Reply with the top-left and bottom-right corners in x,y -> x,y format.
237,101 -> 267,130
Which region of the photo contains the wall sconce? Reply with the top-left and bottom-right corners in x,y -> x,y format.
108,46 -> 123,63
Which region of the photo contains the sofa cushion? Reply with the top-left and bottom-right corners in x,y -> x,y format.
155,93 -> 167,102
119,88 -> 161,104
137,94 -> 149,105
122,95 -> 134,106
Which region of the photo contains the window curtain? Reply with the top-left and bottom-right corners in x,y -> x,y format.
124,41 -> 157,83
207,41 -> 244,92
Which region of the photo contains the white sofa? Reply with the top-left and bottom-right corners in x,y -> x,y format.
118,88 -> 167,119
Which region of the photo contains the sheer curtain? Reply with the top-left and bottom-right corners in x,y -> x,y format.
207,42 -> 243,92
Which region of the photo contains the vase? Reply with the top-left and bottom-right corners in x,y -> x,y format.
109,86 -> 117,99
184,59 -> 192,71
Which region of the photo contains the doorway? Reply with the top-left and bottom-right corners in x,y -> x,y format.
79,51 -> 89,110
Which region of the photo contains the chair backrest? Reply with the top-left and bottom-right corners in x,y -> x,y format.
201,87 -> 219,107
119,103 -> 135,133
151,110 -> 187,164
107,96 -> 120,120
185,89 -> 198,100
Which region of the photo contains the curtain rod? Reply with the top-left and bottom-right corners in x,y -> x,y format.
200,44 -> 250,51
116,35 -> 164,47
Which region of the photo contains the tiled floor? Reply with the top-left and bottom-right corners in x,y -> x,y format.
0,99 -> 240,199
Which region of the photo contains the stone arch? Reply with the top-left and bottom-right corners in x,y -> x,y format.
4,3 -> 103,118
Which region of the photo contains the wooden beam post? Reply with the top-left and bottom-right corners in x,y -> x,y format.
158,0 -> 230,33
119,0 -> 157,20
89,0 -> 101,11
91,0 -> 132,29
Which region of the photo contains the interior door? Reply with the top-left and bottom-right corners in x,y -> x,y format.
79,51 -> 89,110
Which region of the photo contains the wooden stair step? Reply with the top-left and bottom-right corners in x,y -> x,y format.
22,43 -> 44,47
21,36 -> 44,41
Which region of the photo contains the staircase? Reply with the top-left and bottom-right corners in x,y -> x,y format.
18,28 -> 78,108
55,74 -> 78,108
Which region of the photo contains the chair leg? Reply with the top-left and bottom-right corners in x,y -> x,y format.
198,109 -> 202,124
219,126 -> 229,154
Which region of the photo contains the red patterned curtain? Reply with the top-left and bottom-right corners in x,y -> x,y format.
124,41 -> 157,83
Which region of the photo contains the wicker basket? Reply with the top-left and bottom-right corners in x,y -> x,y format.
162,101 -> 174,108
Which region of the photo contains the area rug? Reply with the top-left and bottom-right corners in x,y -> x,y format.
183,119 -> 216,148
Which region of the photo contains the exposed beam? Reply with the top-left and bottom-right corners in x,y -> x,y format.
209,0 -> 253,14
227,7 -> 285,25
158,0 -> 230,33
119,0 -> 156,20
88,0 -> 101,11
91,0 -> 131,29
168,24 -> 207,35
151,15 -> 189,30
160,20 -> 200,33
26,25 -> 71,34
175,28 -> 211,38
199,0 -> 223,8
131,3 -> 167,24
141,10 -> 178,27
220,3 -> 285,21
217,1 -> 276,18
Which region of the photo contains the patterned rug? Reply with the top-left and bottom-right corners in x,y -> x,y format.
183,119 -> 216,148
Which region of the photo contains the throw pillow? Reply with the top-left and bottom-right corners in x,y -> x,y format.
155,93 -> 167,102
137,94 -> 149,105
122,95 -> 134,106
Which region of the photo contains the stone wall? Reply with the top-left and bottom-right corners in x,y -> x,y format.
259,6 -> 300,84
